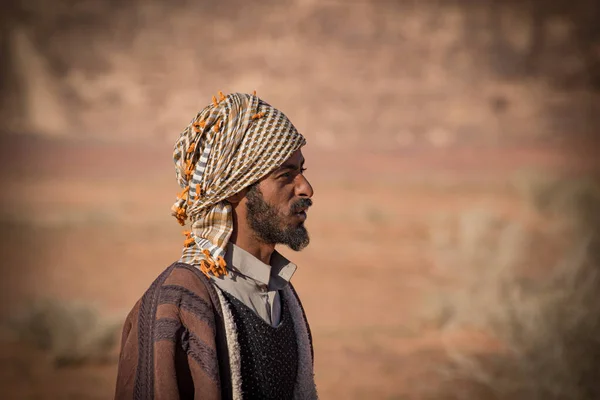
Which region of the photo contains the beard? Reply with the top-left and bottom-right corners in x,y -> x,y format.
245,184 -> 312,251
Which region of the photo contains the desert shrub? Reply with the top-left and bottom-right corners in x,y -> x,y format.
423,172 -> 600,400
5,299 -> 123,367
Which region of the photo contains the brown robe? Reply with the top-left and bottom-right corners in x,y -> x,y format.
114,262 -> 317,400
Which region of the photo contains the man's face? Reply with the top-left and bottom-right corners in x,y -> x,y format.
245,149 -> 314,251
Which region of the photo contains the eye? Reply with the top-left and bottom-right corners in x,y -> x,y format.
278,167 -> 306,180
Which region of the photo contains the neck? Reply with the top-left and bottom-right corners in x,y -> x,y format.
230,234 -> 275,265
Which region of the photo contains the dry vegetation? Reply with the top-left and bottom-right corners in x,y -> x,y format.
422,172 -> 600,399
3,299 -> 123,367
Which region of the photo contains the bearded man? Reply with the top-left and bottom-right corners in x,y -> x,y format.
114,92 -> 317,400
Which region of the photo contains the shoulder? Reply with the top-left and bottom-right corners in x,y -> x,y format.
136,262 -> 222,332
140,262 -> 215,302
158,262 -> 217,303
287,282 -> 305,308
284,282 -> 315,367
284,282 -> 310,332
116,264 -> 223,398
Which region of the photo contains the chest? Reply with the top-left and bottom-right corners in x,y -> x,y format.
222,291 -> 299,399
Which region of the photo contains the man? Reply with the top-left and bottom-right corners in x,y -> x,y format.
114,91 -> 318,400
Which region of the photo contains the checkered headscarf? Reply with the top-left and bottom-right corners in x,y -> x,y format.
171,92 -> 306,277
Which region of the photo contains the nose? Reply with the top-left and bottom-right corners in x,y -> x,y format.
295,173 -> 314,199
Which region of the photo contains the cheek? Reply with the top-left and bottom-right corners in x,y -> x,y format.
271,197 -> 295,218
261,183 -> 296,210
276,202 -> 292,216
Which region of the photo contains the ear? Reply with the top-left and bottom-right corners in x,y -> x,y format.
226,187 -> 249,205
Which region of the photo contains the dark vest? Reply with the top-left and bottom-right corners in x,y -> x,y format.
221,291 -> 299,399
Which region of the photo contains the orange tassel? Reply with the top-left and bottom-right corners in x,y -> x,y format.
213,119 -> 222,133
197,249 -> 227,277
216,256 -> 227,276
199,260 -> 210,277
252,90 -> 257,96
184,159 -> 195,177
186,142 -> 196,154
212,95 -> 218,106
251,111 -> 265,120
218,91 -> 226,101
193,119 -> 205,133
174,207 -> 187,226
184,237 -> 195,247
177,186 -> 190,201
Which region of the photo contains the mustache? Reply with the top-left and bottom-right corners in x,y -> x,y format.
290,198 -> 313,214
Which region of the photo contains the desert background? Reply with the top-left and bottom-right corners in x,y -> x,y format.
1,0 -> 600,399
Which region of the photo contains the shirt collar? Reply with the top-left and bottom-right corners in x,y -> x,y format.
224,242 -> 297,290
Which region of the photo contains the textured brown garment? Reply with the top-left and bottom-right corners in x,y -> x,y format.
114,262 -> 315,400
114,262 -> 233,400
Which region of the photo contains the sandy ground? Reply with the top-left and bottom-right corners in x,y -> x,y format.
0,134 -> 596,399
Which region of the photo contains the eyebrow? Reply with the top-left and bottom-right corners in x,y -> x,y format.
275,159 -> 305,173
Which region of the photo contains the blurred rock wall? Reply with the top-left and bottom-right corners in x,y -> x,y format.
1,0 -> 599,149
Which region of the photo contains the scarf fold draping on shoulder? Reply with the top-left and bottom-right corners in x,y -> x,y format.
170,92 -> 306,277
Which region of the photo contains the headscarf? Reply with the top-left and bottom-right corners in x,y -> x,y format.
171,91 -> 306,277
